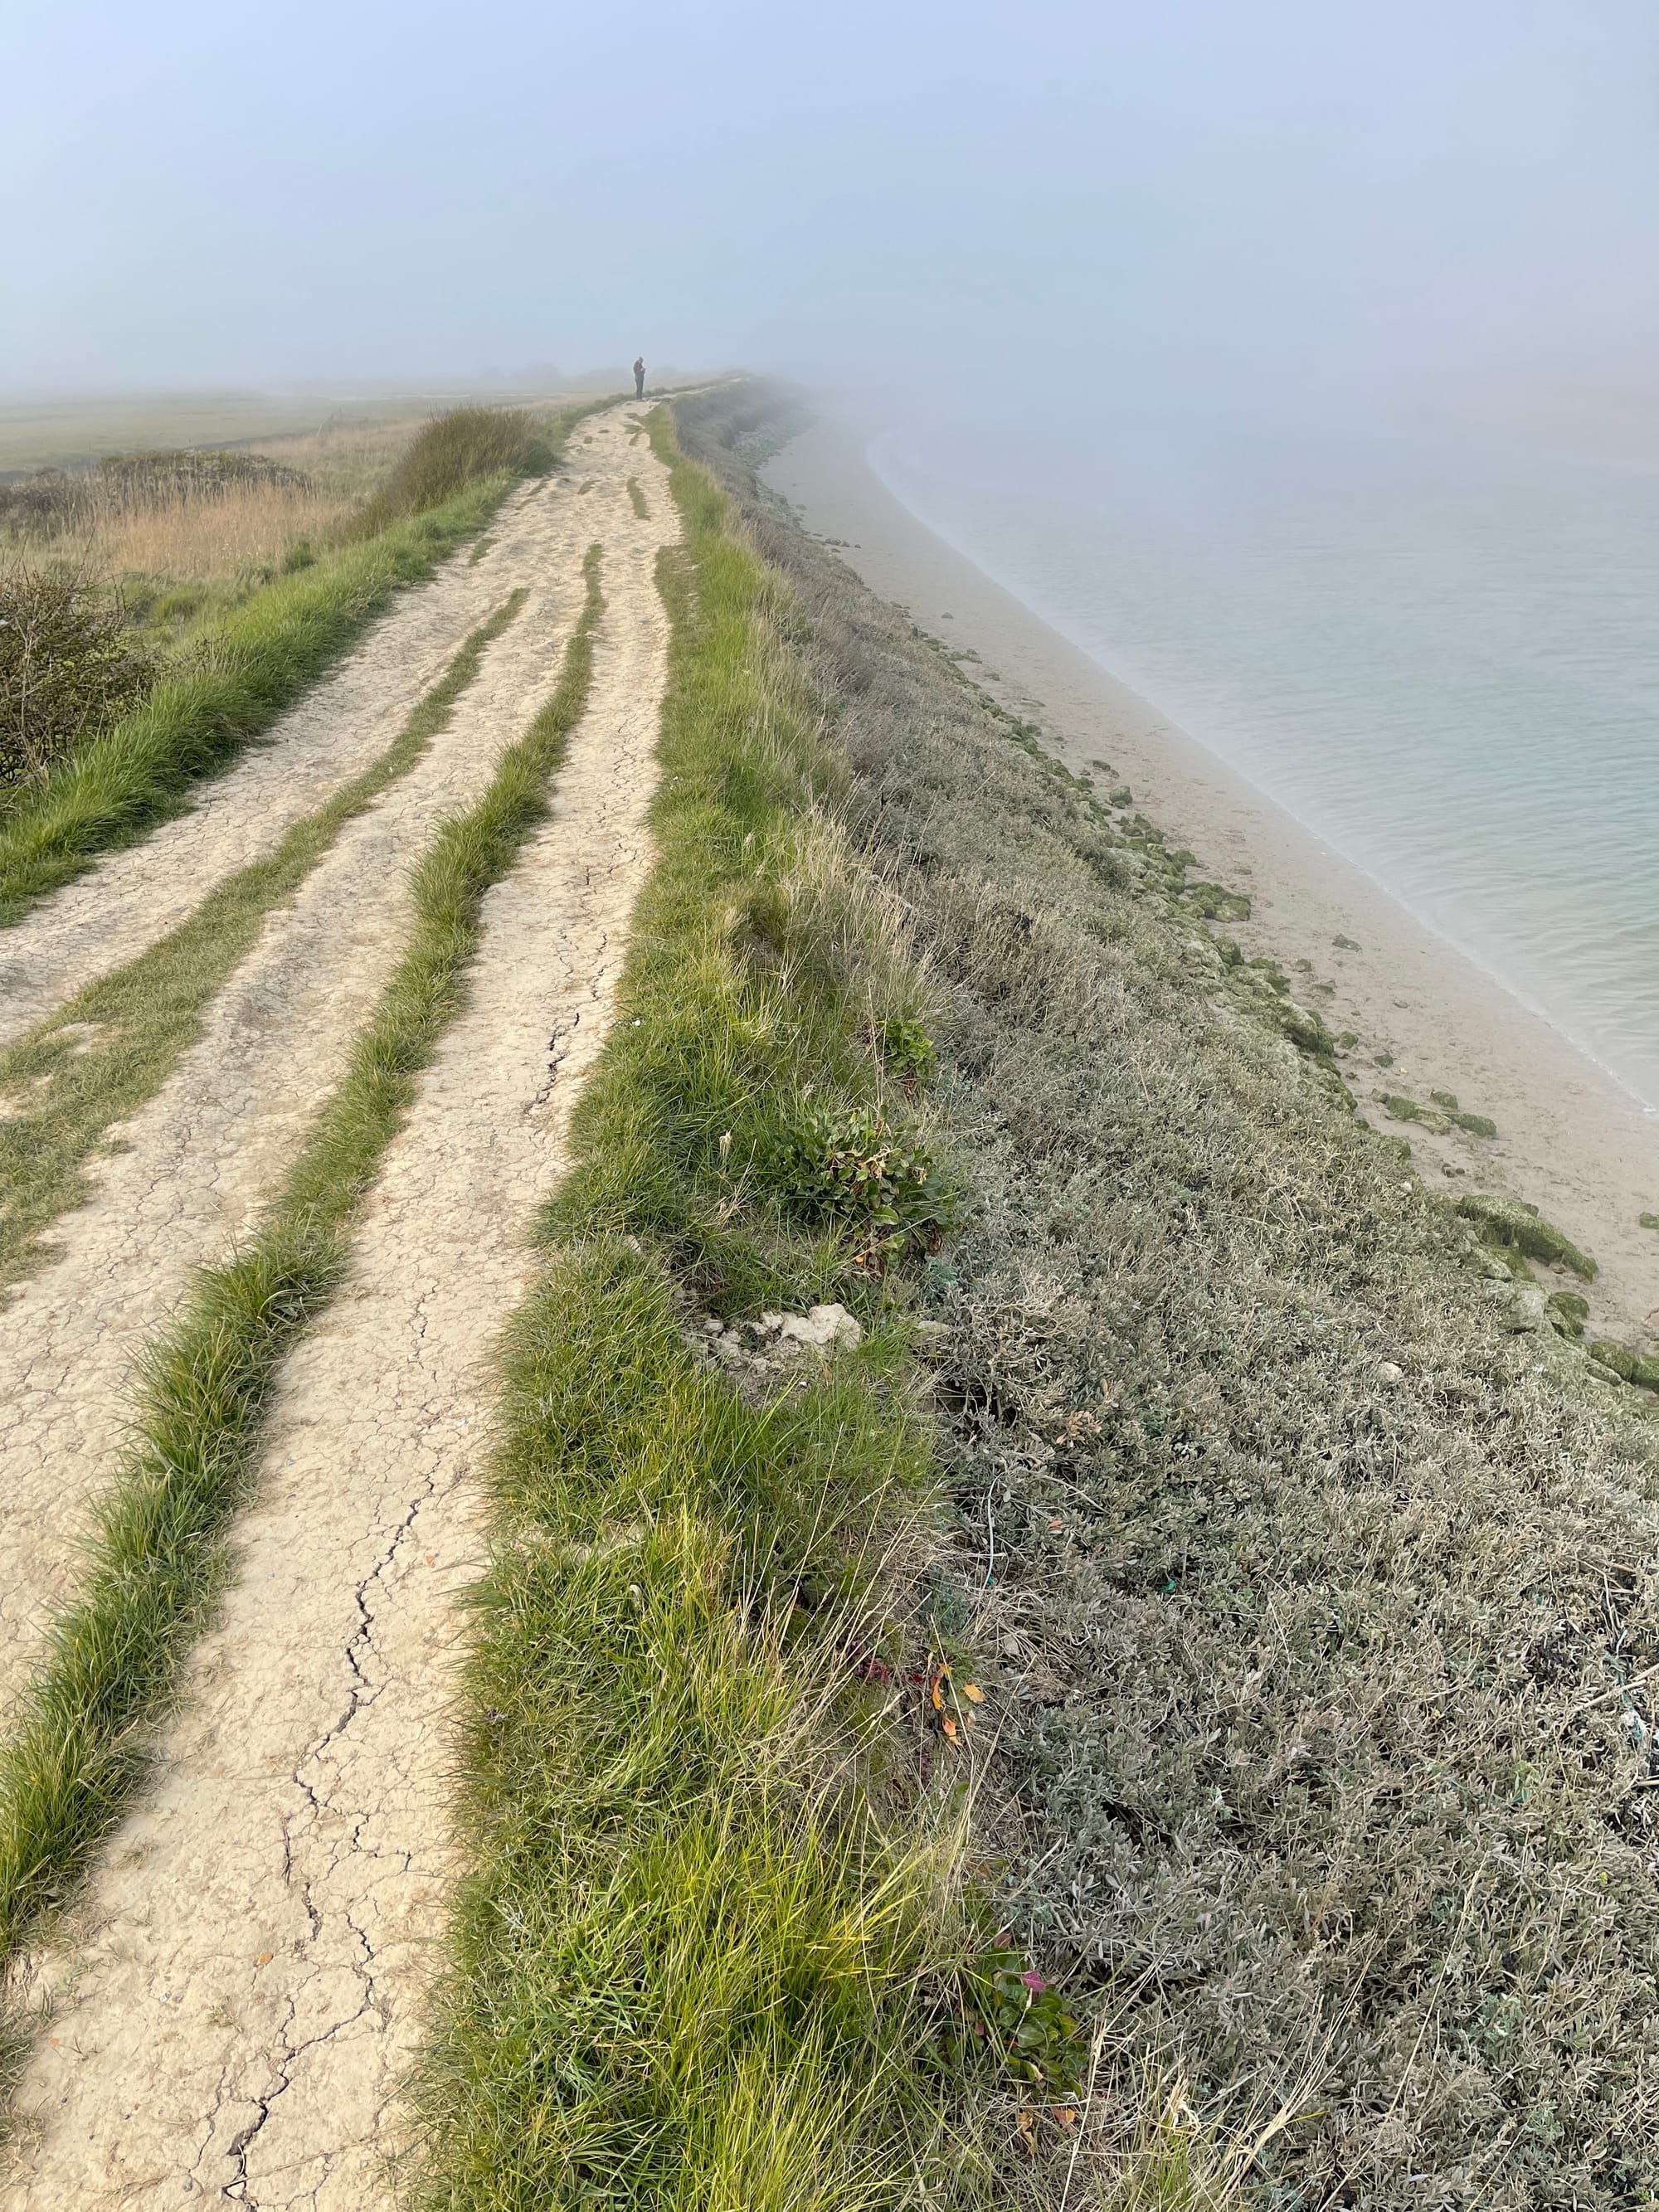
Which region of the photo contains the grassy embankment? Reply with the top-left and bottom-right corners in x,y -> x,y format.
680,384 -> 1659,2205
410,419 -> 1019,2210
0,402 -> 598,922
0,551 -> 604,1965
0,590 -> 525,1295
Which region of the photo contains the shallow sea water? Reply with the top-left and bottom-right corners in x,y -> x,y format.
872,410 -> 1659,1111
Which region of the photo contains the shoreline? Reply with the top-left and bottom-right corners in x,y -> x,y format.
765,401 -> 1659,1348
865,430 -> 1659,1128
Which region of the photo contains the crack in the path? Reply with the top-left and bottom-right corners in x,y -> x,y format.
224,1474 -> 435,2204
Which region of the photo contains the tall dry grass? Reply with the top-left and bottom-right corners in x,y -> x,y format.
245,415 -> 431,503
75,481 -> 343,587
0,414 -> 440,597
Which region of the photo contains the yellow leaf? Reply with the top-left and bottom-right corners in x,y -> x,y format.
963,1683 -> 985,1703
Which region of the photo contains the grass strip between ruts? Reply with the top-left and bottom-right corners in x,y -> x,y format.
409,418 -> 985,2210
0,544 -> 603,1960
0,590 -> 528,1295
0,400 -> 604,928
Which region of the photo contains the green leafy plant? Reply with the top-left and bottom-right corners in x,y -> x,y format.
786,1102 -> 956,1257
874,1011 -> 936,1089
349,406 -> 541,537
941,1943 -> 1084,2095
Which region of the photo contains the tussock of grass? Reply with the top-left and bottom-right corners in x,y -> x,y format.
0,551 -> 603,1959
411,422 -> 985,2209
681,383 -> 1659,2206
627,474 -> 650,519
352,406 -> 538,537
0,591 -> 526,1294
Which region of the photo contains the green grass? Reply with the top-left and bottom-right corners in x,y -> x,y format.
0,401 -> 603,926
0,591 -> 526,1294
410,418 -> 990,2209
627,475 -> 650,519
0,547 -> 604,1960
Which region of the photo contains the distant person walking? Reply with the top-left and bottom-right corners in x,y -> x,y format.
634,355 -> 645,399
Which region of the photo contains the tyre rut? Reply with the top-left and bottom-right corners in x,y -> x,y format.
0,455 -> 606,1721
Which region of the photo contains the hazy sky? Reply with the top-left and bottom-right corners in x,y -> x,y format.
8,0 -> 1659,420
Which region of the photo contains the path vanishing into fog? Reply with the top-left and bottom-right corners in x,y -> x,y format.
0,406 -> 677,2205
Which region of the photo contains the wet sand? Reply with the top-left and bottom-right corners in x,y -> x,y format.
766,401 -> 1659,1347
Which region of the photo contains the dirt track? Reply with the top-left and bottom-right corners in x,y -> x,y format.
0,463 -> 583,1053
0,454 -> 588,1719
0,409 -> 675,2205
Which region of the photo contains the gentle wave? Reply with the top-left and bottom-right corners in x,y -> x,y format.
870,411 -> 1659,1112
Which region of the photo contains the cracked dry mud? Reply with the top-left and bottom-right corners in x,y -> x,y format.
0,455 -> 595,1721
1,409 -> 676,2206
0,459 -> 581,1053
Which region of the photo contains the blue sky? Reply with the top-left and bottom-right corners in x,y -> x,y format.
7,0 -> 1658,417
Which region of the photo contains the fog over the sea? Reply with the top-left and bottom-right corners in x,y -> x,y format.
7,0 -> 1658,444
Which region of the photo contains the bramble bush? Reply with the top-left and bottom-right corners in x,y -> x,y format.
0,557 -> 155,795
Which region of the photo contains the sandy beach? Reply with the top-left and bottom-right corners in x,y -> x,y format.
766,401 -> 1659,1349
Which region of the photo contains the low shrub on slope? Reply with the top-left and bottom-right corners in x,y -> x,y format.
0,557 -> 156,793
679,385 -> 1659,2209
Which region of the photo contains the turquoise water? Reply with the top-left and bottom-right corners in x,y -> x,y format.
870,411 -> 1659,1111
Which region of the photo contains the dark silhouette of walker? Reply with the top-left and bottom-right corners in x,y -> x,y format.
634,356 -> 645,400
